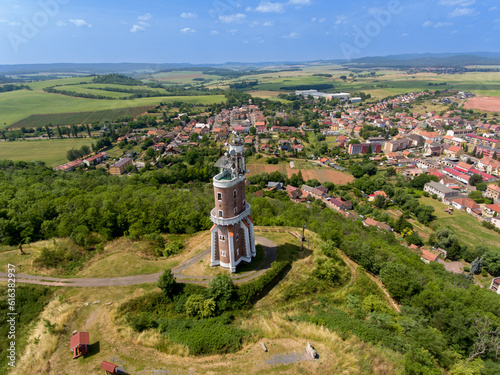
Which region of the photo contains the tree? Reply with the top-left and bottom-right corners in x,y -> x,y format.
56,125 -> 63,139
373,194 -> 386,209
208,274 -> 236,313
362,163 -> 377,176
249,126 -> 256,135
158,269 -> 178,300
470,257 -> 484,275
469,174 -> 484,187
386,167 -> 397,177
44,125 -> 51,139
86,124 -> 92,138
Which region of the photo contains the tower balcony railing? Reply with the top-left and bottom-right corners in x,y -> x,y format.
210,203 -> 251,226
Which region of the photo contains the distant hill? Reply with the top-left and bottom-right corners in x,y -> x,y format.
1,52 -> 500,76
343,53 -> 500,68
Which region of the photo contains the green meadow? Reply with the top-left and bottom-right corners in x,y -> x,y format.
0,138 -> 95,167
0,90 -> 225,128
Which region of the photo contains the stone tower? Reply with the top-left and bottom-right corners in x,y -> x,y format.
210,141 -> 256,273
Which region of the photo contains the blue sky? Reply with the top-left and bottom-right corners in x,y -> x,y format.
0,0 -> 499,64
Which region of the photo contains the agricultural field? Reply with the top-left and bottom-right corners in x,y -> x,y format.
0,90 -> 225,129
0,138 -> 93,167
146,70 -> 224,85
9,106 -> 153,128
247,159 -> 354,185
464,96 -> 500,112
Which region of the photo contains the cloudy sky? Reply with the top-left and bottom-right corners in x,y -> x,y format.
0,0 -> 499,64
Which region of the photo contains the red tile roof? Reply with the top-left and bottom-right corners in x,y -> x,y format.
70,332 -> 90,350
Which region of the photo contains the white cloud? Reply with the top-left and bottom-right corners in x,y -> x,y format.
401,33 -> 409,37
423,20 -> 433,27
335,15 -> 349,25
228,29 -> 238,34
180,27 -> 196,33
256,2 -> 286,13
0,19 -> 22,26
210,30 -> 219,35
289,0 -> 311,4
450,7 -> 477,17
284,32 -> 299,38
311,17 -> 326,23
130,24 -> 144,32
181,12 -> 197,19
138,13 -> 152,21
69,19 -> 92,27
56,21 -> 67,27
439,0 -> 475,6
131,14 -> 152,32
219,13 -> 246,23
490,6 -> 498,11
434,21 -> 453,27
263,21 -> 274,26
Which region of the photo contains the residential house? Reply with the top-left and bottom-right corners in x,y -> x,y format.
348,143 -> 382,155
485,184 -> 500,201
267,182 -> 284,191
444,145 -> 464,158
424,181 -> 460,201
286,185 -> 303,200
484,204 -> 500,216
363,217 -> 392,231
490,277 -> 500,294
450,197 -> 482,215
109,158 -> 133,176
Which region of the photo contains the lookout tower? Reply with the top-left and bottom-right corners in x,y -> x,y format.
210,141 -> 256,272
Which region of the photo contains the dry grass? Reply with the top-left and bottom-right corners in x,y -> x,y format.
11,297 -> 77,375
9,228 -> 404,374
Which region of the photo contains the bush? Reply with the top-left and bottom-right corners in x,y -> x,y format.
158,269 -> 179,300
236,261 -> 290,308
266,157 -> 279,164
162,240 -> 184,257
158,316 -> 245,355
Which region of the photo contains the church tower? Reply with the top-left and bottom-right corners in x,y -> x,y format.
210,141 -> 256,273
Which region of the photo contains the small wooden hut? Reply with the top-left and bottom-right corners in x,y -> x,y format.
70,331 -> 90,359
100,361 -> 118,374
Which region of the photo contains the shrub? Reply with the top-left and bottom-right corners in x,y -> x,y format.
162,240 -> 184,257
158,316 -> 245,355
158,269 -> 179,300
236,261 -> 290,308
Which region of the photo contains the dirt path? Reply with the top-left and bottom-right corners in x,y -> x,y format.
339,250 -> 400,313
0,236 -> 276,288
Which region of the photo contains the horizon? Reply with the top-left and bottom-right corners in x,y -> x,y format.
1,0 -> 500,65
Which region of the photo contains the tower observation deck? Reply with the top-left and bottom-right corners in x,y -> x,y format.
210,142 -> 256,273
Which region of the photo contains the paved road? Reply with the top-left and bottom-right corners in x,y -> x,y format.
0,236 -> 276,288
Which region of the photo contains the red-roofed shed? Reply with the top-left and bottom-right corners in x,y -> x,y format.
70,331 -> 89,359
100,361 -> 118,374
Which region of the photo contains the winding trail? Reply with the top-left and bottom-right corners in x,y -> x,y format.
0,236 -> 276,288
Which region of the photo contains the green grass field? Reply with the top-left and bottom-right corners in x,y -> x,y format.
419,197 -> 500,251
10,106 -> 154,128
0,90 -> 225,128
0,138 -> 94,167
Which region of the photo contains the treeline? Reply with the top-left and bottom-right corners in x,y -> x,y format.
44,86 -> 115,100
281,84 -> 334,91
229,80 -> 258,90
0,161 -> 217,246
92,73 -> 143,86
0,84 -> 31,93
